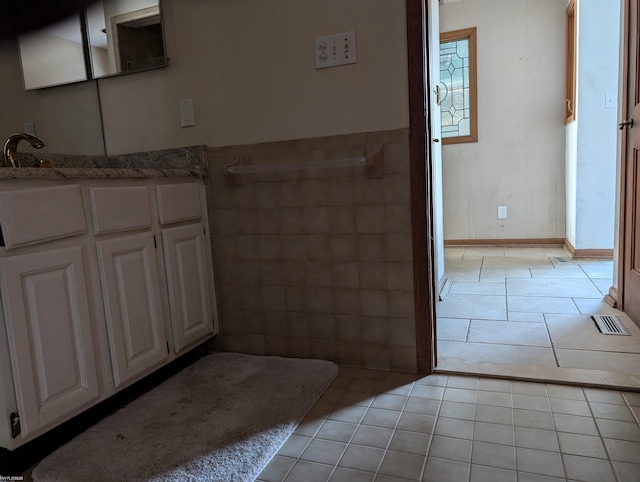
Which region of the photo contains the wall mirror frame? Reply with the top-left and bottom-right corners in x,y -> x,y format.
19,0 -> 167,91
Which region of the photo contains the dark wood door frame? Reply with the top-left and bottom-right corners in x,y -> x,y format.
406,0 -> 437,373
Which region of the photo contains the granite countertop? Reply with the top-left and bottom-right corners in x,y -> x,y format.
3,146 -> 208,180
0,167 -> 206,180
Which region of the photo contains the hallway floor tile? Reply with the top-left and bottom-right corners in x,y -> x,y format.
436,247 -> 640,390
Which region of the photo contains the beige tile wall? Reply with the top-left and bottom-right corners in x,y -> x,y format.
206,129 -> 416,371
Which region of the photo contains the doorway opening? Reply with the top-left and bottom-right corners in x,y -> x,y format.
110,6 -> 164,73
407,0 -> 640,388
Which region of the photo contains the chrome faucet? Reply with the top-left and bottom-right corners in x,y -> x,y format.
3,133 -> 45,167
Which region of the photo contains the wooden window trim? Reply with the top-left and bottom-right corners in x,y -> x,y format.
565,0 -> 577,124
440,27 -> 478,145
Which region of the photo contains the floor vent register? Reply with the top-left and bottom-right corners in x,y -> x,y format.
592,315 -> 631,336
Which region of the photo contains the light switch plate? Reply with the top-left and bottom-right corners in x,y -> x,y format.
314,31 -> 356,69
605,91 -> 617,109
180,99 -> 195,127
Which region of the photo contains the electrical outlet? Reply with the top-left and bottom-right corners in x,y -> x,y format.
179,99 -> 195,127
314,31 -> 356,69
24,121 -> 36,136
498,205 -> 507,219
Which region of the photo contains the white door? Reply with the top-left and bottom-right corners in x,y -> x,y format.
428,0 -> 446,291
162,224 -> 215,352
0,246 -> 99,437
96,233 -> 168,387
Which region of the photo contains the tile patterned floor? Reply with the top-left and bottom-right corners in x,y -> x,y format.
257,369 -> 640,481
436,247 -> 640,387
257,248 -> 640,481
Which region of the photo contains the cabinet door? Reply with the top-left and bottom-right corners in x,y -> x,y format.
0,246 -> 99,437
162,224 -> 214,352
96,233 -> 168,387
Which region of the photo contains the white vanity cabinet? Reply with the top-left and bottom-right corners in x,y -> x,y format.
0,246 -> 100,439
90,186 -> 168,388
163,224 -> 214,351
156,183 -> 216,353
0,184 -> 99,443
0,176 -> 217,451
95,233 -> 169,388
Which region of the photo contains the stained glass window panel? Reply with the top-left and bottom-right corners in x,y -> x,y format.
439,38 -> 471,138
438,27 -> 477,143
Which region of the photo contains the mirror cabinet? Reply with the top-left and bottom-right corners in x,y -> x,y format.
19,0 -> 167,90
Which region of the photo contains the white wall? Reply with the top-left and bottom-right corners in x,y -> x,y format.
97,0 -> 410,154
569,0 -> 620,250
440,0 -> 567,241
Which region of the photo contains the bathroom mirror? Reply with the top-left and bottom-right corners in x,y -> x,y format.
86,0 -> 166,78
1,34 -> 104,156
18,0 -> 167,90
18,14 -> 88,90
